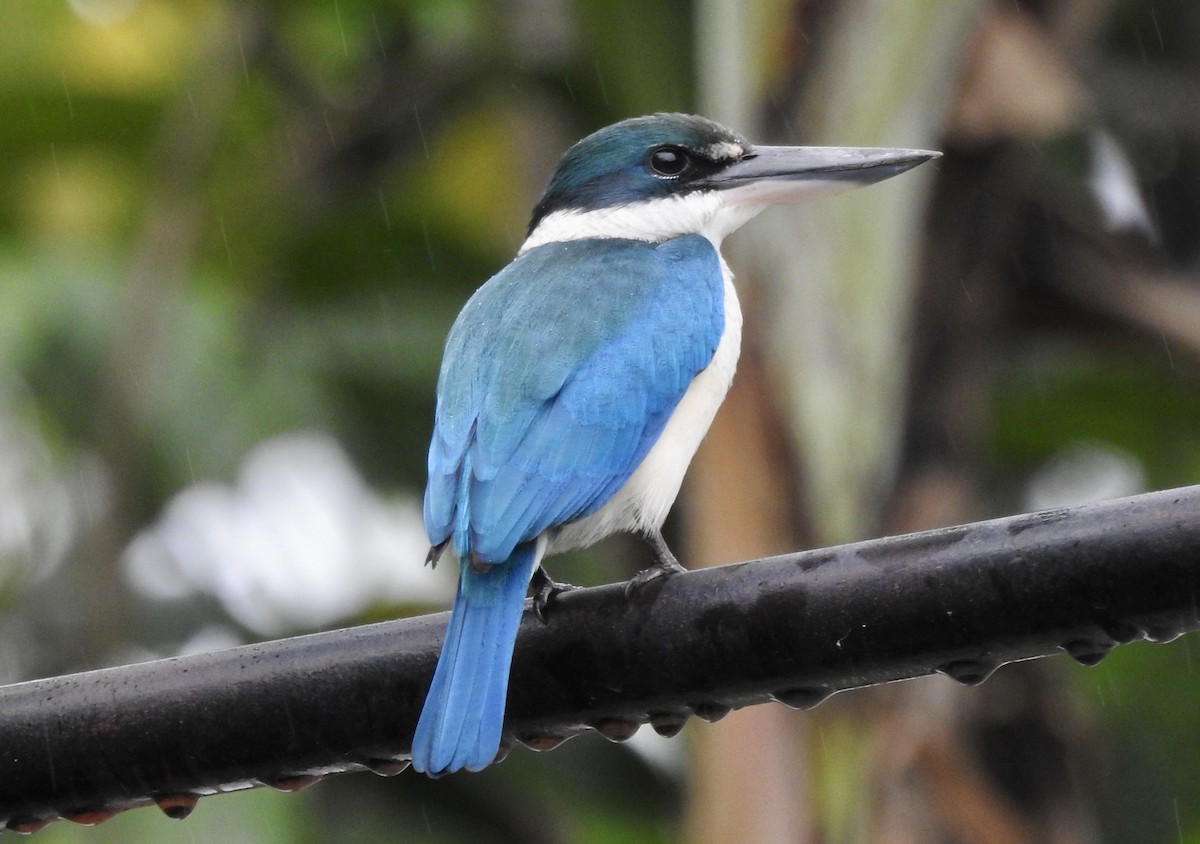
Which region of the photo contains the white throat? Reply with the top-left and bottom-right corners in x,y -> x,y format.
520,192 -> 764,252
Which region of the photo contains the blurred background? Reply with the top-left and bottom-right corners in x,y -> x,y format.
4,0 -> 1200,841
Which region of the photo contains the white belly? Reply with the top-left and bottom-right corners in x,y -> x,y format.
546,267 -> 742,554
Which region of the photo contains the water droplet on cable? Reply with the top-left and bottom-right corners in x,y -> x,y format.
1061,639 -> 1113,666
363,758 -> 410,777
263,773 -> 323,792
1100,619 -> 1140,644
6,816 -> 54,834
937,658 -> 1000,686
492,741 -> 511,765
648,711 -> 688,737
63,806 -> 118,826
772,686 -> 833,710
690,701 -> 731,722
1143,624 -> 1184,644
591,718 -> 640,742
518,732 -> 571,752
154,793 -> 200,820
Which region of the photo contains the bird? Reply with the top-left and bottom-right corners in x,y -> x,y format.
410,112 -> 938,776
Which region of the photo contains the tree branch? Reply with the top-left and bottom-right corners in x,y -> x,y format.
3,485 -> 1199,832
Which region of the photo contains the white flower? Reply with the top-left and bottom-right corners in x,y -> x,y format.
124,432 -> 450,636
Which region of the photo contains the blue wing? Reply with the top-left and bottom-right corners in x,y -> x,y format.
424,234 -> 725,563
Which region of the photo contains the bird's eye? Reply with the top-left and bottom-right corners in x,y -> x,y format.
647,146 -> 691,178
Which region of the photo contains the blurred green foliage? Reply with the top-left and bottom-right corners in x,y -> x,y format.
3,1 -> 1200,843
1,1 -> 690,840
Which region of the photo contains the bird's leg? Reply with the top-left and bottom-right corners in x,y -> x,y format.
531,565 -> 576,624
624,528 -> 687,596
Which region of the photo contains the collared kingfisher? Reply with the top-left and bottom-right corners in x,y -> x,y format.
411,113 -> 938,776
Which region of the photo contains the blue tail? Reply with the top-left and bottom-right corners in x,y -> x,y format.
410,541 -> 540,776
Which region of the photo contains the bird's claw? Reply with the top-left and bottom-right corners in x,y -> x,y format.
531,567 -> 576,623
624,528 -> 687,597
425,542 -> 448,569
623,555 -> 686,597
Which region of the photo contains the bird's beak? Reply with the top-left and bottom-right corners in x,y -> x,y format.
706,145 -> 941,206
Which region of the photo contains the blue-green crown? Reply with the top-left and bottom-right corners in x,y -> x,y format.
528,113 -> 747,233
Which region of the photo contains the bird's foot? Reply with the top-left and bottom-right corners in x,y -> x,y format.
624,529 -> 687,597
531,566 -> 576,623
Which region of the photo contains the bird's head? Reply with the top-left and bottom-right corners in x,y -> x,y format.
522,112 -> 938,252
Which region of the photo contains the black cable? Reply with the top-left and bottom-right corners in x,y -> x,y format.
2,486 -> 1198,831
